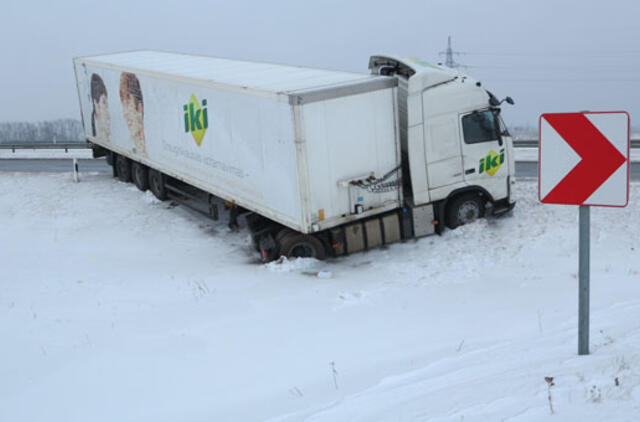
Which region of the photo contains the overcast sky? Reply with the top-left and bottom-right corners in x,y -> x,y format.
2,0 -> 639,127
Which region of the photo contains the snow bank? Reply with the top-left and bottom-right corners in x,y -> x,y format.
0,172 -> 639,421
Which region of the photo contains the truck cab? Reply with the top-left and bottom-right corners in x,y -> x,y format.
370,56 -> 516,229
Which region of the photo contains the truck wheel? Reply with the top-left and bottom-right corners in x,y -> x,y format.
275,228 -> 294,244
148,169 -> 167,200
446,193 -> 484,229
131,162 -> 149,191
115,155 -> 131,183
279,232 -> 326,260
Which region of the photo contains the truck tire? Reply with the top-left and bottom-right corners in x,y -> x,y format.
131,162 -> 149,191
275,228 -> 294,245
115,155 -> 131,183
279,232 -> 326,260
148,169 -> 167,200
446,193 -> 484,229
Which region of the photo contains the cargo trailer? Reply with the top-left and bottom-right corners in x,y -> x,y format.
74,50 -> 515,260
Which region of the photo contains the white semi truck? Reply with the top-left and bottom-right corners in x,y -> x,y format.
73,51 -> 515,260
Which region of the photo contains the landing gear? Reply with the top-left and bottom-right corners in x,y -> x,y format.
106,150 -> 114,166
228,204 -> 240,230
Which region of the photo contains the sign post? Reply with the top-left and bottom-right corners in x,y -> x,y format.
539,111 -> 629,356
578,205 -> 590,355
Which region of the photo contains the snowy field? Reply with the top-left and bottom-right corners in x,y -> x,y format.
1,172 -> 639,421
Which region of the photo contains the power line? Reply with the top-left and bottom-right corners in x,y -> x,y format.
435,37 -> 640,83
464,51 -> 640,57
464,64 -> 640,70
483,78 -> 640,83
438,36 -> 466,69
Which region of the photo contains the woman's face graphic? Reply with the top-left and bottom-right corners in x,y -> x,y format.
123,95 -> 145,152
93,94 -> 111,141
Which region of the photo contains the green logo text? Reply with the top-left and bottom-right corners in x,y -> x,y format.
479,148 -> 505,176
183,94 -> 208,146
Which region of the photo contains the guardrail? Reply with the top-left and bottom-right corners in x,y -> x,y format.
0,142 -> 89,152
513,140 -> 538,148
1,139 -> 639,152
514,139 -> 640,148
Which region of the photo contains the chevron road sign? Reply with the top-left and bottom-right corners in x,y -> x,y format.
538,110 -> 630,356
539,111 -> 629,207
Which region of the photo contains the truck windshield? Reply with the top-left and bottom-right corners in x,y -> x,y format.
462,110 -> 500,144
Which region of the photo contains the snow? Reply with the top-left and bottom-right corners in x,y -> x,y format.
1,172 -> 639,421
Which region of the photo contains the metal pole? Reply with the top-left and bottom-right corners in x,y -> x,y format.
578,205 -> 590,355
73,158 -> 79,183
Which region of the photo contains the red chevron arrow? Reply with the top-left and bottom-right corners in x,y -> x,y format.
541,113 -> 626,204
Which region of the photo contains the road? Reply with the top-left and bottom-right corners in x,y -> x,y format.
1,159 -> 639,180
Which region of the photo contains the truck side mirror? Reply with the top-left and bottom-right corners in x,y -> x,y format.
505,96 -> 514,105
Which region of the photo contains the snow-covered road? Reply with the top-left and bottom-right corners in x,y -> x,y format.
1,172 -> 639,421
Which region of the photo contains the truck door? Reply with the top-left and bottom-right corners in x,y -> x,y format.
459,109 -> 508,199
423,113 -> 464,190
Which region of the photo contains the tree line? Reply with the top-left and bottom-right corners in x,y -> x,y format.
0,119 -> 634,144
0,119 -> 84,144
0,119 -> 540,143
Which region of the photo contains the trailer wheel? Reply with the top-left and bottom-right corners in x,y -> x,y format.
148,169 -> 167,200
279,232 -> 326,260
115,155 -> 131,183
131,162 -> 149,191
446,193 -> 484,229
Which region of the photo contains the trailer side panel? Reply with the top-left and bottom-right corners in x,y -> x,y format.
75,60 -> 303,228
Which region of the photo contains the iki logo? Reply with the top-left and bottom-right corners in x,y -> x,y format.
183,94 -> 208,146
479,148 -> 505,176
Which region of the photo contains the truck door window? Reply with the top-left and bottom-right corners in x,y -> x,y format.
462,110 -> 500,144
